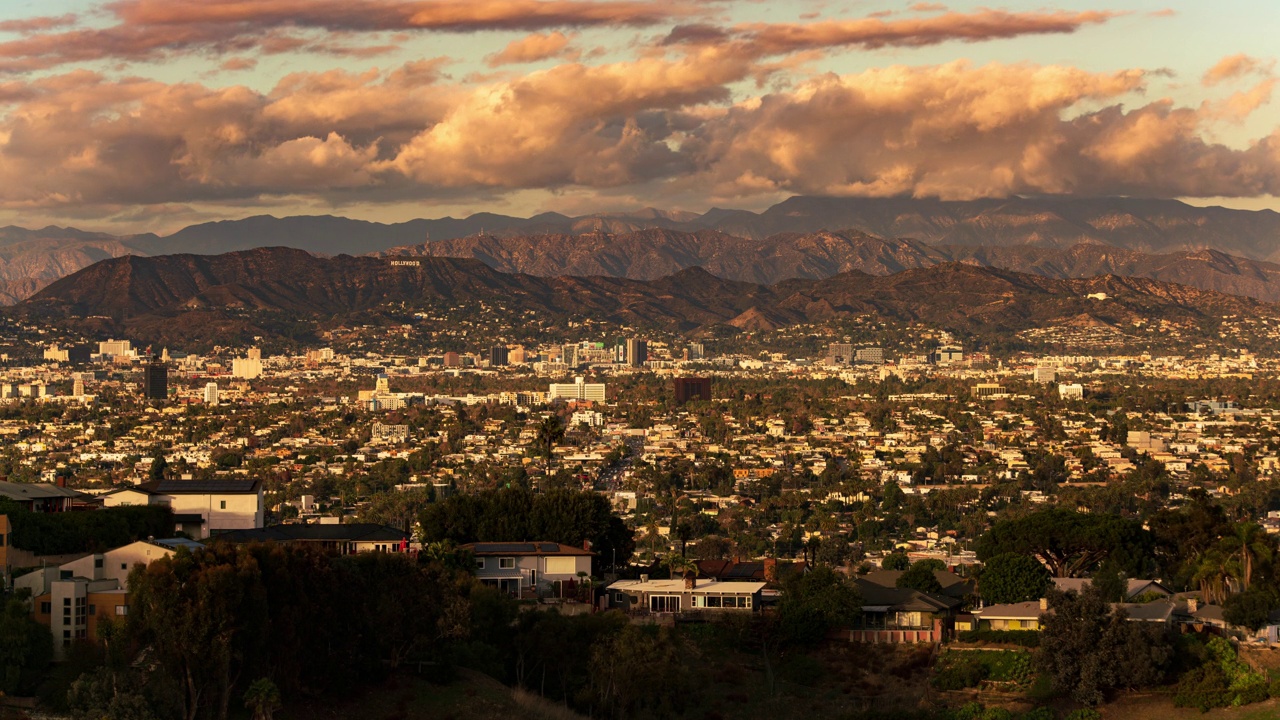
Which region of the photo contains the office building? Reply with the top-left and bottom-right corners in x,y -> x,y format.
826,343 -> 854,365
855,347 -> 884,364
673,377 -> 712,404
443,352 -> 461,368
1058,383 -> 1084,400
204,382 -> 219,405
687,342 -> 705,361
73,378 -> 84,398
232,357 -> 263,379
489,346 -> 509,367
43,344 -> 69,362
549,376 -> 606,402
98,339 -> 132,358
375,373 -> 390,395
626,338 -> 648,367
561,344 -> 579,368
1033,366 -> 1057,384
143,361 -> 168,401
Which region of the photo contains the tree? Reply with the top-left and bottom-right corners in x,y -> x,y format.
534,414 -> 565,473
1230,522 -> 1273,591
897,561 -> 944,594
777,565 -> 862,646
1037,586 -> 1172,705
980,553 -> 1050,605
1223,588 -> 1279,632
0,591 -> 52,696
1090,560 -> 1127,603
243,678 -> 281,720
975,508 -> 1152,578
882,552 -> 911,571
590,625 -> 698,719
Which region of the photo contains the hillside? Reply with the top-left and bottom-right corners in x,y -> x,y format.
19,247 -> 1267,344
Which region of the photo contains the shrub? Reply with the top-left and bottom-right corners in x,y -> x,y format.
957,630 -> 1041,648
1063,711 -> 1100,720
1019,708 -> 1056,720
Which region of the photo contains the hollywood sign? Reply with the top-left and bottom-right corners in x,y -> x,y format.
389,260 -> 421,267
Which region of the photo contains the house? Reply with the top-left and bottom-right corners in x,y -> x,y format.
461,542 -> 594,596
606,575 -> 764,614
862,568 -> 974,601
972,599 -> 1047,631
0,481 -> 84,512
1051,577 -> 1173,601
15,538 -> 200,660
101,479 -> 263,539
213,523 -> 409,554
851,574 -> 964,643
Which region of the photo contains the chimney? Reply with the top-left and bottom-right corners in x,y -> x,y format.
1039,597 -> 1048,611
684,573 -> 695,590
640,574 -> 649,584
1187,598 -> 1198,613
764,557 -> 778,583
55,476 -> 66,488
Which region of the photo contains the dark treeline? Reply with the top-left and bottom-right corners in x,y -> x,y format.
0,502 -> 173,556
419,487 -> 635,569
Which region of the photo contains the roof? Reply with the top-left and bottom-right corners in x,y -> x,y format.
1051,577 -> 1172,601
214,523 -> 408,543
1117,600 -> 1175,622
149,538 -> 205,551
973,601 -> 1045,620
854,579 -> 962,613
0,481 -> 83,501
861,569 -> 973,599
463,542 -> 594,556
695,559 -> 807,581
607,579 -> 766,594
136,479 -> 262,495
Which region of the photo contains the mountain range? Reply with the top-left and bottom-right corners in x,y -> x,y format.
19,247 -> 1266,346
4,195 -> 1280,305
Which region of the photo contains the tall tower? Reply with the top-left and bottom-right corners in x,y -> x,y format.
143,361 -> 168,401
626,338 -> 648,368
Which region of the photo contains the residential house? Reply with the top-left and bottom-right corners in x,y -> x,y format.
849,570 -> 968,643
16,538 -> 201,660
462,542 -> 594,596
101,479 -> 264,538
0,481 -> 83,512
971,599 -> 1047,631
606,575 -> 764,614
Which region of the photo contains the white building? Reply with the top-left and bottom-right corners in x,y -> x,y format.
1058,383 -> 1084,400
1033,366 -> 1058,383
44,344 -> 69,362
232,357 -> 263,379
204,382 -> 219,405
100,479 -> 264,539
98,339 -> 133,358
549,376 -> 605,403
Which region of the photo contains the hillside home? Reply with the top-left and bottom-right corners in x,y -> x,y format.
606,576 -> 765,614
101,479 -> 263,538
461,542 -> 594,596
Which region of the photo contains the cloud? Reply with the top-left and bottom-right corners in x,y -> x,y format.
0,14 -> 77,33
0,0 -> 704,72
909,3 -> 947,12
1203,53 -> 1273,86
0,57 -> 1278,216
724,10 -> 1120,56
485,31 -> 575,66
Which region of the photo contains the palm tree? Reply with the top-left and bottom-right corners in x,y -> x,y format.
1192,548 -> 1235,605
664,554 -> 698,582
534,414 -> 565,474
243,678 -> 281,720
1231,522 -> 1273,591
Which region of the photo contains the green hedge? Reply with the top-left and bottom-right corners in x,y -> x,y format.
956,630 -> 1041,648
2,501 -> 174,555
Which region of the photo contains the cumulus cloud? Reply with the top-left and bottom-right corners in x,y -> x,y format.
0,55 -> 1277,214
485,31 -> 576,66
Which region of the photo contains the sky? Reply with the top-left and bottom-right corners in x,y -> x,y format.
0,0 -> 1277,233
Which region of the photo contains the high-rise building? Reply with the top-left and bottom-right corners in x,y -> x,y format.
72,378 -> 84,398
443,352 -> 461,367
626,338 -> 647,367
489,346 -> 509,367
509,346 -> 527,364
855,347 -> 884,364
548,376 -> 606,402
687,342 -> 705,361
204,382 -> 219,405
143,361 -> 168,401
1033,366 -> 1057,384
232,357 -> 263,379
99,339 -> 132,358
43,344 -> 69,362
375,373 -> 390,395
247,347 -> 262,361
673,377 -> 712,404
826,343 -> 854,365
561,344 -> 579,368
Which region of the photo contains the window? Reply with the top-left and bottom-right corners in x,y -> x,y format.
499,557 -> 515,570
94,558 -> 103,569
121,563 -> 128,571
60,570 -> 72,580
612,592 -> 626,604
40,602 -> 50,614
0,532 -> 6,547
88,605 -> 96,616
220,500 -> 227,509
115,605 -> 128,616
475,558 -> 486,570
705,596 -> 722,608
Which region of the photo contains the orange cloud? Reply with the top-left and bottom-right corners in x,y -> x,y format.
485,31 -> 575,66
1203,53 -> 1273,86
0,0 -> 704,72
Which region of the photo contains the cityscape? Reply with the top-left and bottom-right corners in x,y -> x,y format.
1,1 -> 1280,720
